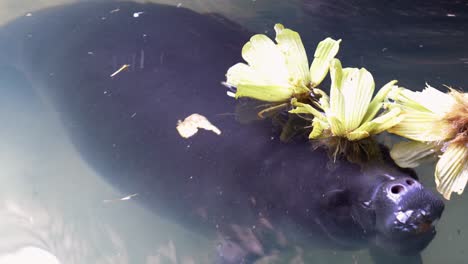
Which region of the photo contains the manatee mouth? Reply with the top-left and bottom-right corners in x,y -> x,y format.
392,208 -> 439,235
375,208 -> 441,255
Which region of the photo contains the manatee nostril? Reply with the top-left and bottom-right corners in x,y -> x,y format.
406,179 -> 415,186
391,184 -> 405,194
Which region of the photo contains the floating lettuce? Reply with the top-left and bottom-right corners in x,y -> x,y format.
388,85 -> 468,200
225,24 -> 402,142
225,24 -> 340,102
290,60 -> 403,141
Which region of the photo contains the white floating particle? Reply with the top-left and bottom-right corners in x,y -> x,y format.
133,12 -> 144,18
102,193 -> 138,203
177,3 -> 182,8
25,13 -> 32,17
176,113 -> 222,138
120,193 -> 138,200
446,13 -> 456,17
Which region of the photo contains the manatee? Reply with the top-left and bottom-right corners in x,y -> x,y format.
0,2 -> 444,263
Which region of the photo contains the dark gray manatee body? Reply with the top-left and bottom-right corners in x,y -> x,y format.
0,2 -> 444,263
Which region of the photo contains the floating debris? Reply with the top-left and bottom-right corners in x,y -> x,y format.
110,64 -> 130,77
133,12 -> 144,18
176,113 -> 221,138
103,193 -> 138,203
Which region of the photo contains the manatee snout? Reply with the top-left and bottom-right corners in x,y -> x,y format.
373,176 -> 444,255
381,176 -> 444,227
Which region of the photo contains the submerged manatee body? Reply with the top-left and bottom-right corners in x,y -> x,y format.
0,2 -> 444,263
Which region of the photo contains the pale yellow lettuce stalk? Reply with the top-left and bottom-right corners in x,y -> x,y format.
290,58 -> 403,141
225,24 -> 340,102
388,84 -> 468,199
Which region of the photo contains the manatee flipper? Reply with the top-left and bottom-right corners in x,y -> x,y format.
369,248 -> 423,264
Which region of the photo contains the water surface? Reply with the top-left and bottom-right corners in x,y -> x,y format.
0,1 -> 467,263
